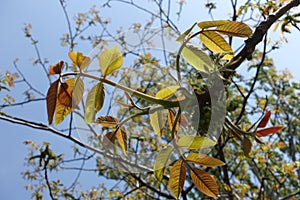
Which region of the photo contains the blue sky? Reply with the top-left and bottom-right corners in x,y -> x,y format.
0,0 -> 299,199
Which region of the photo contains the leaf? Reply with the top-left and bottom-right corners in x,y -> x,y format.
57,78 -> 84,108
177,136 -> 216,149
46,79 -> 59,124
190,168 -> 219,198
168,109 -> 179,133
102,131 -> 116,149
68,51 -> 91,71
256,126 -> 284,137
54,102 -> 72,125
95,116 -> 118,127
99,45 -> 123,76
186,153 -> 225,167
156,85 -> 180,100
242,137 -> 252,156
181,44 -> 214,72
257,110 -> 271,128
149,106 -> 165,137
200,31 -> 234,60
72,78 -> 84,106
116,128 -> 127,156
84,83 -> 105,124
198,20 -> 229,29
215,21 -> 253,37
169,160 -> 186,199
154,146 -> 174,181
49,61 -> 64,74
179,114 -> 188,129
176,23 -> 197,42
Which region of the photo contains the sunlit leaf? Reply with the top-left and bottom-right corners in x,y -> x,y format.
181,44 -> 214,72
215,21 -> 253,37
99,45 -> 123,76
68,51 -> 91,71
149,106 -> 165,137
154,145 -> 174,181
46,79 -> 59,124
256,126 -> 284,137
176,23 -> 197,42
242,137 -> 252,156
116,128 -> 127,156
72,78 -> 84,106
54,102 -> 72,125
200,31 -> 234,60
190,168 -> 219,198
257,110 -> 271,128
186,153 -> 225,167
198,20 -> 229,29
156,85 -> 180,100
95,116 -> 118,127
84,83 -> 105,124
49,61 -> 64,75
57,78 -> 84,108
177,136 -> 216,149
169,160 -> 186,199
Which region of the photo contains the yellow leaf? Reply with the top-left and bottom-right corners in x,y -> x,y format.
95,116 -> 118,127
154,146 -> 174,181
116,128 -> 127,156
190,168 -> 219,198
177,136 -> 216,149
215,21 -> 253,37
149,106 -> 166,137
169,160 -> 186,199
200,31 -> 234,60
68,51 -> 91,71
54,102 -> 72,125
99,45 -> 123,76
186,153 -> 225,167
198,20 -> 229,29
156,85 -> 180,100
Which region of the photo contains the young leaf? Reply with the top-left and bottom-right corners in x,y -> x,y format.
200,31 -> 234,60
154,146 -> 174,181
215,21 -> 253,37
156,85 -> 180,100
169,160 -> 186,199
186,153 -> 225,167
257,110 -> 271,128
99,45 -> 123,76
177,136 -> 216,149
190,168 -> 219,198
54,102 -> 72,125
256,126 -> 284,137
181,44 -> 214,72
68,51 -> 91,71
95,116 -> 118,127
46,79 -> 59,124
176,23 -> 197,42
168,109 -> 179,133
198,20 -> 229,29
84,83 -> 105,124
149,106 -> 165,137
49,61 -> 64,75
242,137 -> 252,156
116,128 -> 127,156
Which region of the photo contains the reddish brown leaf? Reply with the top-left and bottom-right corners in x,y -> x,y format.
102,131 -> 116,149
58,82 -> 73,107
95,116 -> 118,127
168,109 -> 179,133
257,110 -> 271,128
49,61 -> 64,74
256,126 -> 284,137
254,136 -> 265,144
46,79 -> 59,124
242,137 -> 252,156
179,114 -> 188,128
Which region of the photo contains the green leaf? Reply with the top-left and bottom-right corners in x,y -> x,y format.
46,79 -> 59,125
149,106 -> 165,137
156,85 -> 180,100
200,31 -> 233,60
99,45 -> 123,76
186,153 -> 225,167
169,160 -> 186,199
84,83 -> 105,124
177,136 -> 216,149
215,21 -> 252,37
154,146 -> 174,181
198,20 -> 229,29
190,168 -> 219,198
176,23 -> 197,42
181,44 -> 214,72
